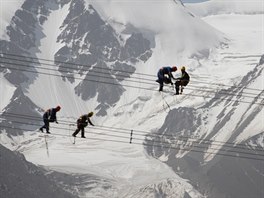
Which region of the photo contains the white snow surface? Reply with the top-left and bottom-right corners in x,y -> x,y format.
12,130 -> 203,197
0,73 -> 16,111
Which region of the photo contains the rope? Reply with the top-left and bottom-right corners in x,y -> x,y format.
161,91 -> 171,112
44,135 -> 49,157
68,124 -> 75,144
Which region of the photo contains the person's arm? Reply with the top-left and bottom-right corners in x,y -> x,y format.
176,72 -> 184,81
185,72 -> 190,81
176,77 -> 182,80
52,109 -> 59,123
88,118 -> 95,126
168,72 -> 177,82
55,114 -> 58,124
169,68 -> 177,80
181,72 -> 189,81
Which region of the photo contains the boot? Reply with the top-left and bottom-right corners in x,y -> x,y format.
159,84 -> 163,92
175,87 -> 179,95
180,86 -> 184,94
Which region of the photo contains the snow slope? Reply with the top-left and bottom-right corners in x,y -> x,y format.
0,73 -> 16,111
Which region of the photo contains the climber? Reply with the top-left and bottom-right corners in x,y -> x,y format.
175,66 -> 190,95
156,66 -> 177,91
39,105 -> 61,134
72,112 -> 95,138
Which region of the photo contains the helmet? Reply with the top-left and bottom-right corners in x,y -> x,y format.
56,105 -> 61,111
88,112 -> 94,117
181,66 -> 186,71
172,66 -> 177,71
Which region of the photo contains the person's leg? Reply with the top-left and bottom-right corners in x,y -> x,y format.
44,119 -> 50,133
175,81 -> 180,95
81,127 -> 85,138
40,115 -> 48,132
157,72 -> 164,91
72,127 -> 80,137
181,81 -> 189,94
159,82 -> 164,91
39,121 -> 45,132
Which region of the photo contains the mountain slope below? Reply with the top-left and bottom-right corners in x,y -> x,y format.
0,144 -> 76,198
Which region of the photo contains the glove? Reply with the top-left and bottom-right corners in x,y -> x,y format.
171,82 -> 173,85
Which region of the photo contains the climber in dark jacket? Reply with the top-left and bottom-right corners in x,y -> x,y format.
156,66 -> 177,91
72,112 -> 95,138
175,66 -> 190,95
39,105 -> 61,134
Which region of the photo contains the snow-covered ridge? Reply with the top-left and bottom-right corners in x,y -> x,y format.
186,0 -> 264,17
88,0 -> 226,67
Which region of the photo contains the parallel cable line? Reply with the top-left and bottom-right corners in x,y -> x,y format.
0,52 -> 154,77
1,52 -> 263,92
1,125 -> 263,161
0,65 -> 156,92
0,56 -> 155,83
1,112 -> 264,152
2,117 -> 264,155
1,54 -> 264,97
0,60 -> 156,86
2,57 -> 262,100
1,64 -> 264,106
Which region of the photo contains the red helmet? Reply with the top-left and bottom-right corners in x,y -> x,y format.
56,105 -> 61,111
172,66 -> 177,71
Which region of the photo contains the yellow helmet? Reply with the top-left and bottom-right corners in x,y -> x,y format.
181,66 -> 186,71
88,112 -> 94,117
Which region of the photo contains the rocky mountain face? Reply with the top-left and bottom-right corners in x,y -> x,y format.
145,55 -> 264,198
0,0 -> 52,86
54,0 -> 152,115
0,144 -> 77,198
0,87 -> 42,136
0,0 -> 73,135
0,0 -> 152,117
